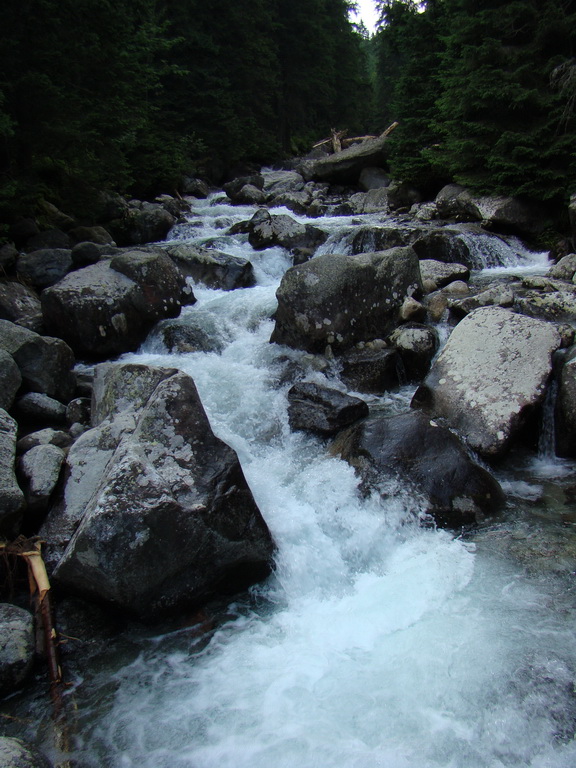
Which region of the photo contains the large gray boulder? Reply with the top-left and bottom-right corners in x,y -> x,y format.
411,307 -> 562,458
0,409 -> 25,536
41,363 -> 275,618
107,202 -> 175,246
262,170 -> 305,196
166,243 -> 255,290
247,210 -> 327,252
0,738 -> 50,768
19,444 -> 66,513
41,256 -> 184,358
301,135 -> 390,185
387,324 -> 439,382
16,249 -> 72,289
418,259 -> 470,289
271,248 -> 423,354
0,320 -> 75,402
0,605 -> 35,697
332,411 -> 504,528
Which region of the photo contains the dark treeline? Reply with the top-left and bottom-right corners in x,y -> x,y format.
375,0 -> 576,205
0,0 -> 575,226
0,0 -> 370,220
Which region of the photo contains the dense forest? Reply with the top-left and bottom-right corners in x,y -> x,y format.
0,0 -> 575,225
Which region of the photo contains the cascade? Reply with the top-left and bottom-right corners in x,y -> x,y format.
5,190 -> 576,768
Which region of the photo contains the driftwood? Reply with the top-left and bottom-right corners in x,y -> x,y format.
313,122 -> 399,154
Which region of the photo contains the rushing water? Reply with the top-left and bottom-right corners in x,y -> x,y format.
6,194 -> 576,767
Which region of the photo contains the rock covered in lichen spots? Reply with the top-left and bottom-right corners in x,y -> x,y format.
0,605 -> 35,697
412,307 -> 562,458
332,411 -> 504,528
41,363 -> 275,618
271,247 -> 423,354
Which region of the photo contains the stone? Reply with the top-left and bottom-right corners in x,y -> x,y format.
387,324 -> 439,382
166,244 -> 255,290
425,292 -> 449,322
0,605 -> 35,696
41,363 -> 275,618
65,397 -> 91,426
271,247 -> 423,354
301,134 -> 390,185
555,346 -> 576,458
16,428 -> 72,454
0,738 -> 50,768
234,184 -> 266,205
263,170 -> 305,196
411,307 -> 562,458
399,296 -> 426,322
442,280 -> 469,296
247,210 -> 327,252
19,444 -> 66,511
332,411 -> 504,528
0,409 -> 25,536
69,226 -> 114,246
359,167 -> 390,191
41,259 -> 183,359
110,249 -> 186,314
515,288 -> 576,323
418,259 -> 470,288
16,248 -> 73,289
0,281 -> 43,331
0,349 -> 21,411
23,229 -> 72,252
338,347 -> 401,393
9,219 -> 40,249
449,284 -> 515,318
70,241 -> 104,267
108,203 -> 175,246
15,392 -> 67,424
0,319 -> 75,402
269,190 -> 312,215
0,243 -> 18,272
148,317 -> 226,354
182,177 -> 210,198
222,174 -> 264,201
386,181 -> 422,211
548,253 -> 576,282
287,381 -> 369,435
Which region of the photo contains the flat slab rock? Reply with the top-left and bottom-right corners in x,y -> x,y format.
412,307 -> 562,458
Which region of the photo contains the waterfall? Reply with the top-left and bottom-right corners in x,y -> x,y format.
11,191 -> 576,768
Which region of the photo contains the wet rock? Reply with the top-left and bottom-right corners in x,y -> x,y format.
0,605 -> 35,696
247,210 -> 327,252
41,363 -> 275,618
9,219 -> 40,249
338,347 -> 401,393
287,381 -> 368,435
387,324 -> 439,382
149,317 -> 226,354
0,320 -> 75,402
412,307 -> 562,458
269,190 -> 313,215
16,248 -> 73,289
359,167 -> 390,191
399,296 -> 426,322
271,247 -> 422,354
167,243 -> 254,290
351,224 -> 420,254
0,737 -> 50,768
234,184 -> 266,205
442,280 -> 469,296
301,134 -> 390,185
449,283 -> 515,318
182,177 -> 210,198
386,181 -> 422,211
65,397 -> 91,426
0,349 -> 21,410
110,249 -> 187,313
108,203 -> 175,246
0,409 -> 25,536
555,346 -> 576,458
412,229 -> 474,266
425,292 -> 449,322
332,411 -> 504,527
263,170 -> 305,196
548,253 -> 576,282
222,174 -> 264,201
515,286 -> 576,323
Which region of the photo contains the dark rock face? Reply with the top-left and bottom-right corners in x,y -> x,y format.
0,604 -> 35,696
16,249 -> 73,289
41,256 -> 184,359
42,363 -> 275,619
0,349 -> 21,411
0,737 -> 50,768
0,319 -> 75,402
166,243 -> 255,290
555,346 -> 576,458
0,281 -> 43,331
271,248 -> 422,354
287,381 -> 368,435
108,203 -> 175,246
338,347 -> 401,393
387,324 -> 440,382
332,411 -> 504,528
0,409 -> 25,536
222,174 -> 264,202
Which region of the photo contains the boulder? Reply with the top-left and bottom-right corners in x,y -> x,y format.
339,347 -> 401,393
548,253 -> 576,282
387,324 -> 439,382
110,249 -> 187,313
449,284 -> 516,319
41,363 -> 275,618
16,248 -> 73,289
14,392 -> 67,424
555,346 -> 576,458
0,281 -> 43,331
0,738 -> 50,768
70,241 -> 104,268
166,244 -> 255,290
386,181 -> 422,210
41,259 -> 183,359
9,219 -> 40,249
269,190 -> 313,215
569,193 -> 576,248
262,170 -> 305,196
18,444 -> 66,513
0,349 -> 21,410
247,210 -> 327,252
222,174 -> 264,202
515,283 -> 576,324
271,247 -> 423,354
411,307 -> 562,458
287,381 -> 369,435
22,229 -> 72,253
65,397 -> 91,426
16,428 -> 72,454
69,226 -> 114,246
182,177 -> 210,198
148,317 -> 226,354
0,409 -> 25,536
399,296 -> 426,322
351,225 -> 420,255
359,167 -> 390,191
301,135 -> 390,185
233,184 -> 266,205
332,411 -> 504,527
412,229 -> 476,266
0,320 -> 75,401
418,259 -> 470,289
0,243 -> 18,272
108,203 -> 175,246
0,605 -> 35,696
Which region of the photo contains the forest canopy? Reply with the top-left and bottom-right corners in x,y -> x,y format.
0,0 -> 574,221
